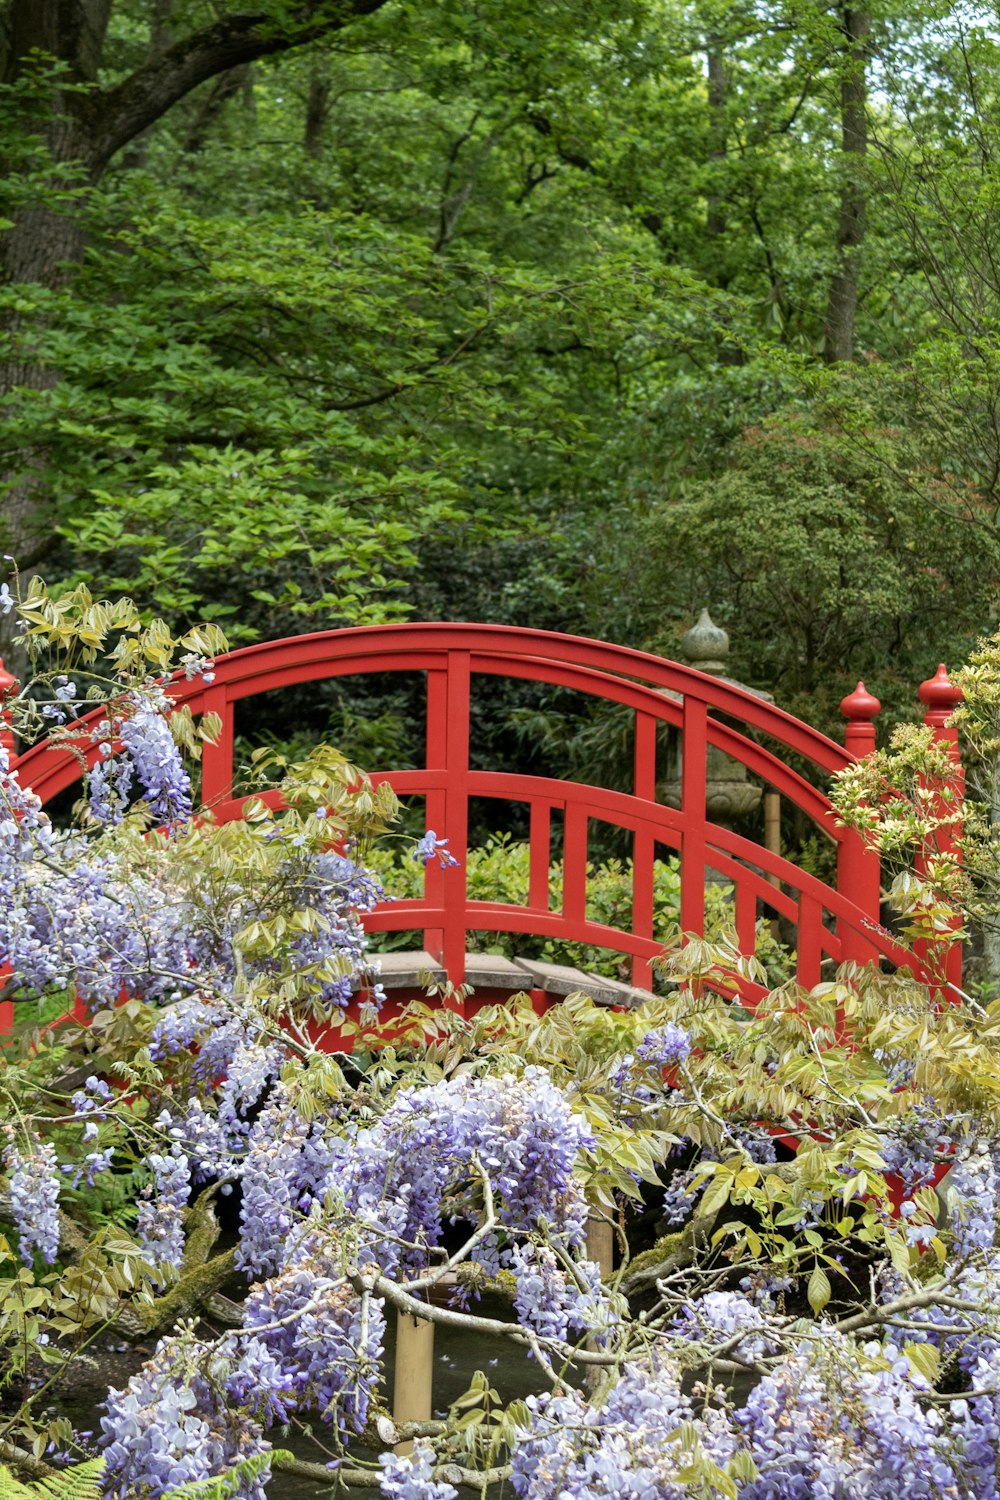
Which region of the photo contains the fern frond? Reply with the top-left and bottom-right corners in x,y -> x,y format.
0,1459 -> 105,1500
0,1464 -> 38,1500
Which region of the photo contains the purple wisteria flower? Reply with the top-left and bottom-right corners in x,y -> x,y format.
87,754 -> 134,827
237,1095 -> 323,1277
243,1255 -> 386,1434
135,1147 -> 190,1277
510,1242 -> 612,1345
946,1135 -> 1000,1258
0,747 -> 196,1009
119,695 -> 192,824
305,1068 -> 595,1280
609,1022 -> 691,1120
413,830 -> 459,868
511,1350 -> 735,1499
100,1334 -> 274,1500
4,1135 -> 60,1265
735,1334 -> 958,1499
669,1289 -> 774,1364
379,1442 -> 457,1500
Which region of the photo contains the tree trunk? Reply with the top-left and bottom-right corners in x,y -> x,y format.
304,66 -> 330,159
706,37 -> 743,366
0,98 -> 92,666
0,0 -> 391,647
822,6 -> 870,364
706,40 -> 727,264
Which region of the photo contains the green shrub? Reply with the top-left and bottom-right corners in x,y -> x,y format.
366,833 -> 793,986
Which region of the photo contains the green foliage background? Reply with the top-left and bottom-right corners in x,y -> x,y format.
4,0 -> 1000,750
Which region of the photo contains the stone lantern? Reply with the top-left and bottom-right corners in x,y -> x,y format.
659,608 -> 772,831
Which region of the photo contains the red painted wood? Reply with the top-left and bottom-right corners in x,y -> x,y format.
562,805 -> 589,927
838,680 -> 882,968
0,653 -> 16,762
421,669 -> 449,962
442,653 -> 471,996
200,684 -> 234,809
1,659 -> 20,1033
797,893 -> 824,990
735,880 -> 757,953
918,665 -> 965,997
631,712 -> 657,989
6,623 -> 956,1008
680,698 -> 708,938
528,801 -> 551,913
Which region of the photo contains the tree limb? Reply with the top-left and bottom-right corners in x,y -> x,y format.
114,1246 -> 238,1339
86,0 -> 392,170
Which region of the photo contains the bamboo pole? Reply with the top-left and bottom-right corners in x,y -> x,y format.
586,1209 -> 614,1280
393,1310 -> 435,1456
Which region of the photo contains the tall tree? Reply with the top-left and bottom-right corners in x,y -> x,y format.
822,4 -> 870,362
0,0 -> 390,655
0,0 -> 678,651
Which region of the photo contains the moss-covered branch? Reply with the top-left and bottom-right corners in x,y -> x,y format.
114,1248 -> 238,1339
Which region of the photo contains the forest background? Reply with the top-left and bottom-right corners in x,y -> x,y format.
3,0 -> 1000,801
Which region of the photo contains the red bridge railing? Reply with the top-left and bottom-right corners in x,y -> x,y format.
5,625 -> 964,1007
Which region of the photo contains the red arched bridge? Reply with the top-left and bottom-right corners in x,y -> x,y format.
5,624 -> 964,1013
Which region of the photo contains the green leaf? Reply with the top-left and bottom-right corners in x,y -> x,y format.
807,1265 -> 831,1315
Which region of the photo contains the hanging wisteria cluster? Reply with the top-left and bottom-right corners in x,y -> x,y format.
510,1323 -> 1000,1500
101,1333 -> 287,1500
94,1067 -> 607,1495
0,724 -> 386,1017
6,586 -> 1000,1500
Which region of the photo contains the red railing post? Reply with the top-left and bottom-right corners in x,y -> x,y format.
440,652 -> 471,1003
198,684 -> 234,809
679,696 -> 708,940
838,682 -> 882,967
917,664 -> 964,997
0,654 -> 15,765
631,711 -> 657,989
0,655 -> 17,1034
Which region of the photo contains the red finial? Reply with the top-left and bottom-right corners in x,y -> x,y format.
840,681 -> 881,723
841,681 -> 880,760
918,664 -> 963,727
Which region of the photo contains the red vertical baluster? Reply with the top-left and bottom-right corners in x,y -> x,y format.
423,669 -> 449,963
441,652 -> 470,1001
528,801 -> 551,914
0,656 -> 16,1036
632,711 -> 656,989
199,684 -> 234,809
735,879 -> 757,954
562,804 -> 588,932
680,697 -> 707,939
838,682 -> 881,968
0,655 -> 14,765
918,665 -> 964,999
797,892 -> 823,989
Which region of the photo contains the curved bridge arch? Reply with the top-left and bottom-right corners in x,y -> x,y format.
12,623 -> 898,999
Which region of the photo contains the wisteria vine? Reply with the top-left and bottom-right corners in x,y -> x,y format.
2,585 -> 1000,1500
